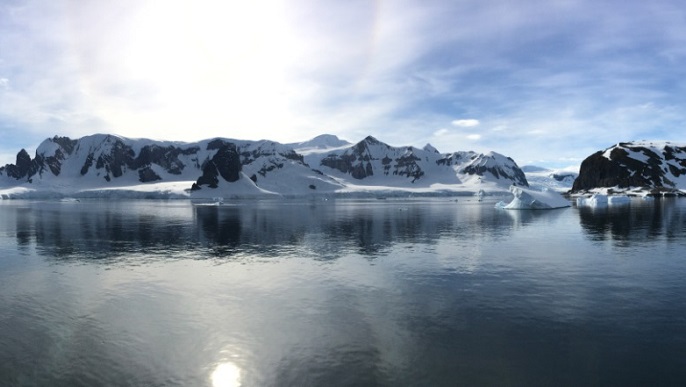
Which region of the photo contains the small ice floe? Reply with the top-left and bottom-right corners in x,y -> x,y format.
576,194 -> 630,207
576,193 -> 607,207
495,186 -> 570,210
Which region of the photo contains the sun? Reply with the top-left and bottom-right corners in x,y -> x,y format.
93,0 -> 304,140
210,362 -> 242,387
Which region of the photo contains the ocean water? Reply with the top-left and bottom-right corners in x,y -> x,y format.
1,197 -> 685,386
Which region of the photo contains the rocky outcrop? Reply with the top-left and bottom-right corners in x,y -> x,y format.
1,133 -> 533,196
457,153 -> 529,186
572,142 -> 686,192
319,136 -> 427,182
132,144 -> 199,175
437,151 -> 529,187
192,141 -> 242,190
0,149 -> 38,180
312,136 -> 528,187
320,136 -> 381,179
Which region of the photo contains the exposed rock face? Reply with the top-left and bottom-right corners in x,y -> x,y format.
314,136 -> 528,186
320,136 -> 380,179
193,141 -> 242,189
36,136 -> 77,176
133,145 -> 199,175
3,149 -> 37,180
457,153 -> 529,186
437,151 -> 529,187
1,133 -> 532,195
94,138 -> 136,180
319,136 -> 427,182
572,141 -> 686,192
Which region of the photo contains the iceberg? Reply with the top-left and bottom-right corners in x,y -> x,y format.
576,194 -> 630,207
495,185 -> 571,210
576,193 -> 608,207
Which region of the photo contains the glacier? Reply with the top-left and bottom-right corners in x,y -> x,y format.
521,165 -> 578,192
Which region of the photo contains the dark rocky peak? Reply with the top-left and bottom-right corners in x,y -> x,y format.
572,141 -> 686,192
351,136 -> 390,158
193,142 -> 242,190
15,148 -> 32,170
423,144 -> 439,154
3,149 -> 38,180
458,152 -> 529,186
363,135 -> 382,145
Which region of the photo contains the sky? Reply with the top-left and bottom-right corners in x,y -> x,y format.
1,0 -> 686,169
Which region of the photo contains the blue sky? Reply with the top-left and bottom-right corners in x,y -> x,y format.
1,0 -> 685,168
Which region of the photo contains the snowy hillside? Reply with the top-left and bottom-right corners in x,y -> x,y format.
572,141 -> 686,195
288,134 -> 351,155
522,165 -> 578,192
1,133 -> 529,199
304,136 -> 528,192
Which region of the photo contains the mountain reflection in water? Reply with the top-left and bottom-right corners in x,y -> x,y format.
1,198 -> 685,386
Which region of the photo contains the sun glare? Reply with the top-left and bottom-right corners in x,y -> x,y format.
211,362 -> 242,387
106,0 -> 302,139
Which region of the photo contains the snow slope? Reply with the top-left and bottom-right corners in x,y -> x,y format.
1,134 -> 530,199
522,165 -> 578,192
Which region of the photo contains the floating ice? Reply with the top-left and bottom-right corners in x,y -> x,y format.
576,193 -> 608,207
495,186 -> 571,210
576,194 -> 631,207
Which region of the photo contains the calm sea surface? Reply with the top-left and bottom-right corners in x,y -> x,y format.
1,197 -> 685,386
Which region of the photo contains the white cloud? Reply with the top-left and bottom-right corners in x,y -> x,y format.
466,134 -> 482,140
433,128 -> 450,136
451,119 -> 480,127
0,78 -> 8,89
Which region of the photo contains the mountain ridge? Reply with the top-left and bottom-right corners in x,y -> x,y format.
1,133 -> 529,199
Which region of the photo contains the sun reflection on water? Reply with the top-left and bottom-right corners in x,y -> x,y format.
211,362 -> 242,387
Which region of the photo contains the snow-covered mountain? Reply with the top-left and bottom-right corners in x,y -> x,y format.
304,136 -> 528,190
0,133 -> 529,199
287,134 -> 352,155
572,141 -> 686,195
522,165 -> 578,192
